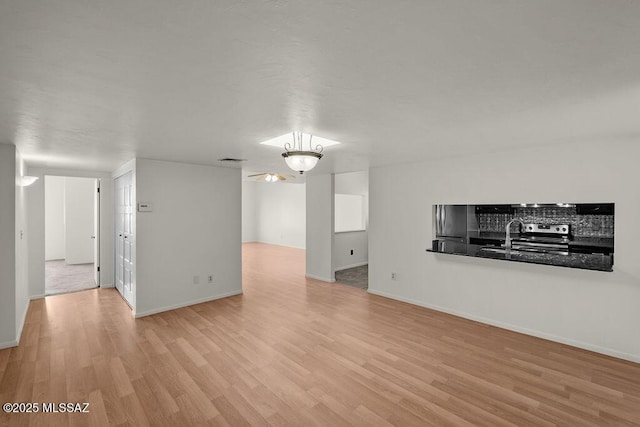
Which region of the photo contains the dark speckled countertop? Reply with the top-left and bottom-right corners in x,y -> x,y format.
470,232 -> 614,249
428,241 -> 613,272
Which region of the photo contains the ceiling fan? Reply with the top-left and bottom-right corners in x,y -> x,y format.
247,173 -> 294,183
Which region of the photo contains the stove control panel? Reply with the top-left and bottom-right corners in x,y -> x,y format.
522,223 -> 570,235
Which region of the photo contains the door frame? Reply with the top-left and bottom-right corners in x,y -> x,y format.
94,179 -> 101,286
43,175 -> 102,290
26,168 -> 114,300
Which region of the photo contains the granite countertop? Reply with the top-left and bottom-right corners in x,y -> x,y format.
470,232 -> 613,249
427,243 -> 613,272
469,246 -> 613,271
569,236 -> 615,248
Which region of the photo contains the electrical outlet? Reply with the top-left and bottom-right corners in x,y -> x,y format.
208,275 -> 213,284
193,275 -> 200,285
350,249 -> 354,255
391,272 -> 397,280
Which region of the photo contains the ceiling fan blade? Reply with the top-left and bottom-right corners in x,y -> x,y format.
275,174 -> 294,181
247,173 -> 268,178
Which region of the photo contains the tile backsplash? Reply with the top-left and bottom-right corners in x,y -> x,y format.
478,207 -> 614,237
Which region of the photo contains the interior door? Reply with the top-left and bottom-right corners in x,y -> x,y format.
93,179 -> 100,286
115,174 -> 124,297
115,172 -> 134,307
122,173 -> 134,305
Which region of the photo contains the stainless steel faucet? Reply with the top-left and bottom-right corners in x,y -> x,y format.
505,218 -> 524,251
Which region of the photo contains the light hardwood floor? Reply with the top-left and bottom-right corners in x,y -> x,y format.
1,242 -> 639,426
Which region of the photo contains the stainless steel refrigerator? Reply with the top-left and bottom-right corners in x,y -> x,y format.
433,204 -> 468,253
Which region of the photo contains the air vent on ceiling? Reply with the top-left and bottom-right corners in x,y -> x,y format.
217,158 -> 247,163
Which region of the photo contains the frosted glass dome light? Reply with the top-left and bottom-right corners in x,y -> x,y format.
282,152 -> 322,174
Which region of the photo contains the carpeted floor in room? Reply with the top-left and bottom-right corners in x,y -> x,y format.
45,259 -> 97,295
334,264 -> 368,289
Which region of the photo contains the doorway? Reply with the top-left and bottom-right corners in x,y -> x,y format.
333,171 -> 369,289
44,176 -> 100,295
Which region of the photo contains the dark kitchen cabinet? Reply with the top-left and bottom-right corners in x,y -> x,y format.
576,203 -> 615,215
475,204 -> 514,214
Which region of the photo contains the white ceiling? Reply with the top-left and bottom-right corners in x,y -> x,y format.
1,1 -> 639,176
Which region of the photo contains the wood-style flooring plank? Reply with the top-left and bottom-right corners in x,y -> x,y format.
1,242 -> 639,426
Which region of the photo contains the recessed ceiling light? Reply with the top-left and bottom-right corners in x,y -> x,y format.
260,133 -> 341,149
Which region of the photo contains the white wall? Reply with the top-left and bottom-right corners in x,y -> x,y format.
368,141 -> 640,362
242,181 -> 258,243
64,177 -> 95,264
335,171 -> 369,198
44,176 -> 65,260
334,231 -> 368,271
44,176 -> 98,264
255,182 -> 306,249
306,174 -> 334,282
242,180 -> 306,248
335,171 -> 369,228
27,168 -> 114,298
0,144 -> 29,349
15,150 -> 29,345
0,144 -> 16,348
134,159 -> 242,317
335,194 -> 365,232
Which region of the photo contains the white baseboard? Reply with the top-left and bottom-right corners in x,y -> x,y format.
335,262 -> 368,272
1,300 -> 30,350
100,283 -> 115,289
134,290 -> 243,318
30,294 -> 45,300
246,240 -> 306,250
305,273 -> 335,283
15,300 -> 30,346
367,289 -> 640,364
0,340 -> 18,350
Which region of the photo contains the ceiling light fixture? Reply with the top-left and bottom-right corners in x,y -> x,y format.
281,132 -> 323,174
247,172 -> 293,182
261,133 -> 340,149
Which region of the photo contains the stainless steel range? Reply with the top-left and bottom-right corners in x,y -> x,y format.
509,223 -> 571,254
